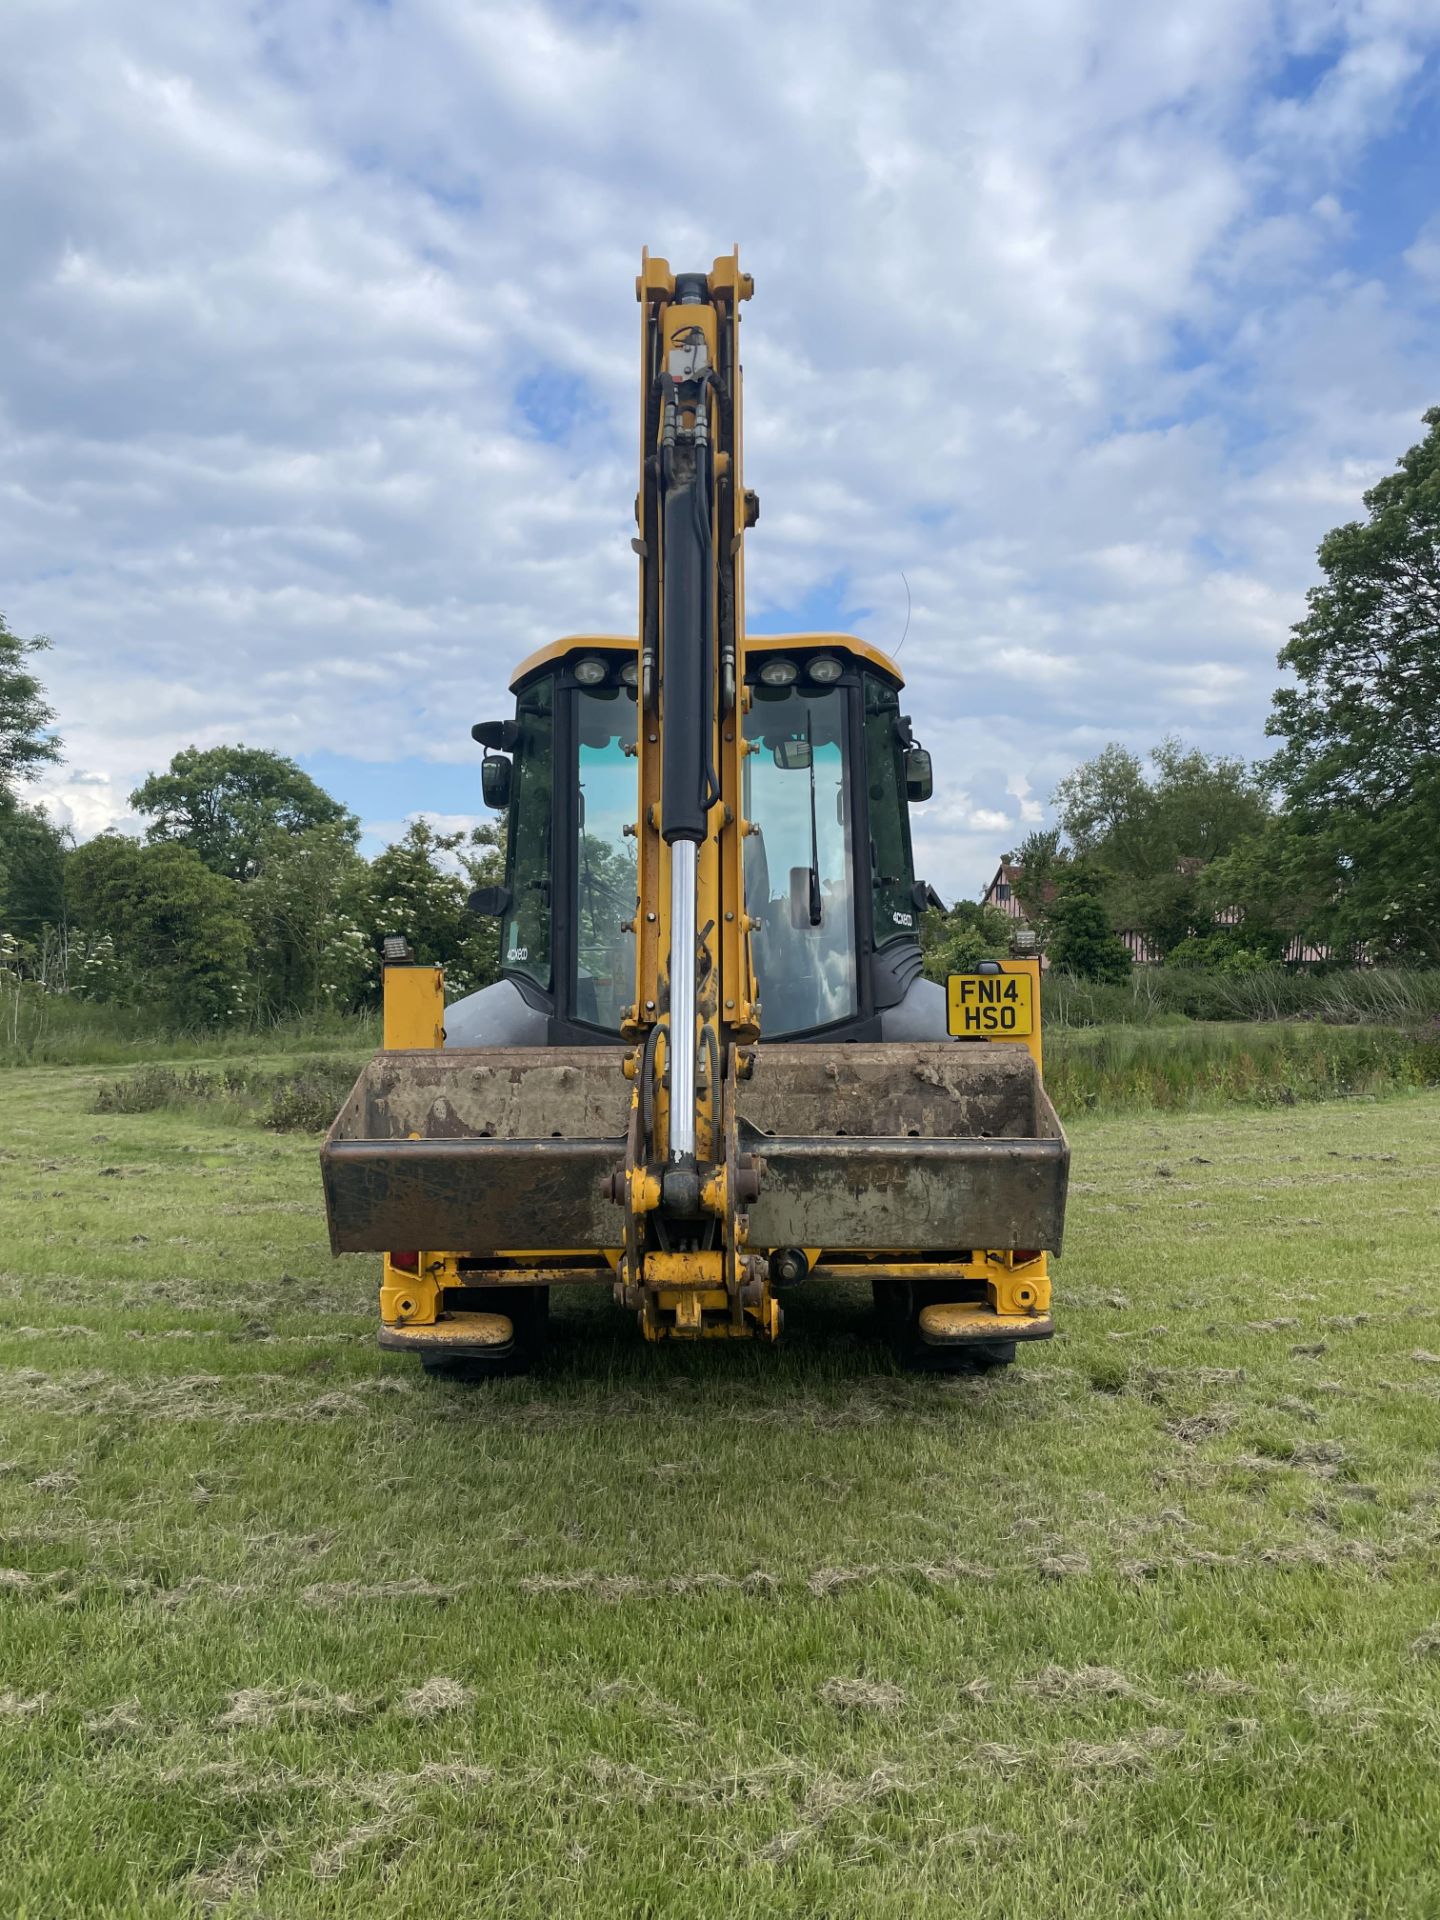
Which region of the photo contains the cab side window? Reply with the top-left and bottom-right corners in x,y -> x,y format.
864,677 -> 918,944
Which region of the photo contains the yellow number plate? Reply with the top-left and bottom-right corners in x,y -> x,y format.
946,969 -> 1034,1038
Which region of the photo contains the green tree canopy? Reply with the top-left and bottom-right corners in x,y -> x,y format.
1271,408 -> 1440,814
66,836 -> 250,1024
129,745 -> 358,881
242,822 -> 372,1017
0,805 -> 67,948
362,818 -> 503,998
1010,828 -> 1064,911
0,615 -> 62,801
1263,407 -> 1440,963
920,899 -> 1014,981
1045,863 -> 1133,983
1051,738 -> 1270,953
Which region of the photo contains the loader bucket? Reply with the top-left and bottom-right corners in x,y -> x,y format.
740,1042 -> 1068,1255
322,1048 -> 629,1255
321,1041 -> 1067,1261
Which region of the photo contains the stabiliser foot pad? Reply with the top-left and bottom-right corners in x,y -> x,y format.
918,1304 -> 1053,1347
379,1310 -> 515,1357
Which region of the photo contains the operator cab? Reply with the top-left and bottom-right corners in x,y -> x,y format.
458,634 -> 941,1046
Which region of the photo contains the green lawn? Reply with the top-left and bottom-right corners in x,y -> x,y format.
2,1060 -> 1439,1917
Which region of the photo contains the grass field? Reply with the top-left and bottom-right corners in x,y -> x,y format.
3,1058 -> 1440,1917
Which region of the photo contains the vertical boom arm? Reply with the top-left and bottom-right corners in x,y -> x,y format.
625,250 -> 763,1327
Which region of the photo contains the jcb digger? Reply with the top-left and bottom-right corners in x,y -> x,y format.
321,250 -> 1069,1374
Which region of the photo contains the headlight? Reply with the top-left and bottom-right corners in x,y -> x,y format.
574,656 -> 609,686
759,656 -> 797,686
806,655 -> 842,684
619,658 -> 639,685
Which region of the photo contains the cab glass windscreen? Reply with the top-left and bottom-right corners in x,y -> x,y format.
574,684 -> 639,1030
742,682 -> 858,1034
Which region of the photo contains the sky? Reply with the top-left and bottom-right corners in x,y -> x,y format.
3,0 -> 1439,902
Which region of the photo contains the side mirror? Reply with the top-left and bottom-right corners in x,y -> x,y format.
467,885 -> 512,917
774,737 -> 813,771
472,719 -> 518,751
481,756 -> 512,809
905,747 -> 933,803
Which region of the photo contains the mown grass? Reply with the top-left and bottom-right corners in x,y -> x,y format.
2,1055 -> 1440,1915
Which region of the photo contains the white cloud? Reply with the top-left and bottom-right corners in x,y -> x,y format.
2,0 -> 1438,901
1405,215 -> 1440,285
1005,772 -> 1045,825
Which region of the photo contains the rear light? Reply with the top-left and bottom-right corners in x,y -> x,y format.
1012,1250 -> 1041,1266
389,1251 -> 419,1272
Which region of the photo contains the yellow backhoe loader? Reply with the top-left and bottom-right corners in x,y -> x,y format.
321,250 -> 1068,1375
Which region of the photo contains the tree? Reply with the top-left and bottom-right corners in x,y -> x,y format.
1052,738 -> 1270,955
921,900 -> 1014,981
130,745 -> 358,881
1263,408 -> 1440,963
361,819 -> 503,998
0,615 -> 62,802
66,835 -> 250,1024
242,822 -> 372,1017
1046,864 -> 1132,983
1052,745 -> 1151,867
1198,819 -> 1323,962
1012,828 -> 1064,901
0,804 -> 67,950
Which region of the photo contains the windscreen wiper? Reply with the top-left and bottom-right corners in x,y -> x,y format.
805,710 -> 822,926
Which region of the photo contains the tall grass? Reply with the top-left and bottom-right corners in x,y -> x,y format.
89,1056 -> 366,1131
0,975 -> 378,1068
75,1018 -> 1440,1132
1046,1020 -> 1440,1115
1044,966 -> 1440,1029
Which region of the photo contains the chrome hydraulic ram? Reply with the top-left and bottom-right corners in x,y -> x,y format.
658,272 -> 714,1168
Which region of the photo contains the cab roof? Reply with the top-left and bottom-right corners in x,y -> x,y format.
509,632 -> 903,691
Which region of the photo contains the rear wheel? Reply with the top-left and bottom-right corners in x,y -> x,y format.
420,1286 -> 549,1381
